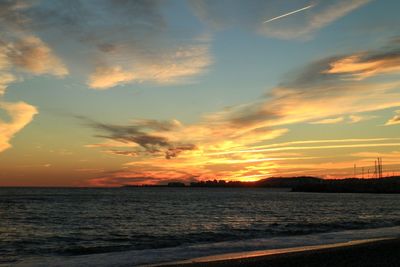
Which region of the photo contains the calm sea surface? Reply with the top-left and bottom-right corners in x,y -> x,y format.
1,187 -> 400,265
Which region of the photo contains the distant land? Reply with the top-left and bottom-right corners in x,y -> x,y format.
123,176 -> 400,194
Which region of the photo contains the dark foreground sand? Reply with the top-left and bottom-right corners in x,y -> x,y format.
162,238 -> 400,267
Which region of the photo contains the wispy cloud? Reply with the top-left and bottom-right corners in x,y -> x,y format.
208,137 -> 400,155
310,115 -> 375,124
385,110 -> 400,126
208,142 -> 400,156
87,43 -> 212,89
351,151 -> 400,167
310,117 -> 344,124
88,66 -> 135,89
348,114 -> 376,123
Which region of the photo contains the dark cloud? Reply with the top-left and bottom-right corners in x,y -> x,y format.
105,150 -> 140,157
81,117 -> 196,159
281,57 -> 342,88
97,43 -> 118,53
89,122 -> 169,149
0,0 -> 31,30
19,0 -> 165,37
133,119 -> 182,131
90,175 -> 164,186
166,144 -> 197,159
16,0 -> 167,60
228,103 -> 280,127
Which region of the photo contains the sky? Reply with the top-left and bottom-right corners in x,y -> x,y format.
0,0 -> 400,187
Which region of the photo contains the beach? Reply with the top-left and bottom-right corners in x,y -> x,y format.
164,238 -> 400,267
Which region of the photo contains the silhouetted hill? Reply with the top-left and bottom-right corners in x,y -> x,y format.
255,176 -> 323,188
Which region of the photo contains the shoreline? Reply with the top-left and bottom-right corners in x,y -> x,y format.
159,238 -> 400,267
10,226 -> 400,266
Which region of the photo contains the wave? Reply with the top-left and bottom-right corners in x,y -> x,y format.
11,226 -> 400,267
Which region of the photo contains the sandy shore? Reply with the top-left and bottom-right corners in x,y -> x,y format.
160,238 -> 400,267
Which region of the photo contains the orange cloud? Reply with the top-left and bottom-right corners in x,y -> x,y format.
208,137 -> 400,155
325,53 -> 400,80
88,66 -> 135,89
352,151 -> 400,159
0,101 -> 38,153
0,72 -> 16,95
385,110 -> 400,126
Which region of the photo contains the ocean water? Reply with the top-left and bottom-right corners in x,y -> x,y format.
1,187 -> 400,266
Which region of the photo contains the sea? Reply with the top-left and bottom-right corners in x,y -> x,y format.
1,187 -> 400,266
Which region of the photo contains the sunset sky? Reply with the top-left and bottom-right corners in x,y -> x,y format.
1,0 -> 400,186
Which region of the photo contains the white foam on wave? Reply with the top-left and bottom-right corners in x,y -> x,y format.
12,226 -> 400,267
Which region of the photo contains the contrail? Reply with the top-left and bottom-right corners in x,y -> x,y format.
263,4 -> 314,23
